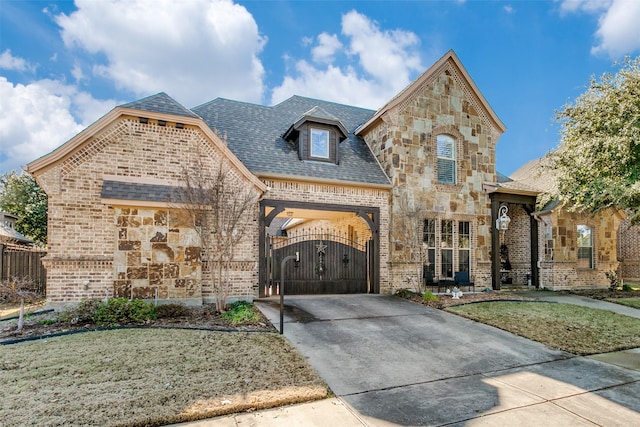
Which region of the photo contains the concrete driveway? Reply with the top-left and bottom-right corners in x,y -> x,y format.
255,294 -> 640,426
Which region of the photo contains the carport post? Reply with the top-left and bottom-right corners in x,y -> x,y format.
280,252 -> 299,334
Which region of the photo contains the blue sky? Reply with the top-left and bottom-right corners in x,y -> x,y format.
1,0 -> 639,176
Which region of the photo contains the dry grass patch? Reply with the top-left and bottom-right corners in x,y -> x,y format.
446,302 -> 640,355
0,329 -> 327,426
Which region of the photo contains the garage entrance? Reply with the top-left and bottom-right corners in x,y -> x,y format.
269,231 -> 371,294
259,199 -> 380,297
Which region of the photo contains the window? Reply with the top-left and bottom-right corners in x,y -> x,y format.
441,220 -> 453,278
423,219 -> 472,279
437,134 -> 456,184
423,219 -> 436,275
310,128 -> 329,158
577,225 -> 593,269
458,221 -> 470,272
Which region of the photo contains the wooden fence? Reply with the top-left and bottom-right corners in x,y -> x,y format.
0,243 -> 47,295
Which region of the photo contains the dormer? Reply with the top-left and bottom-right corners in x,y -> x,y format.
283,106 -> 349,165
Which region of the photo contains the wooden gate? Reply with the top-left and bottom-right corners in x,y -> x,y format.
0,243 -> 47,295
269,230 -> 369,295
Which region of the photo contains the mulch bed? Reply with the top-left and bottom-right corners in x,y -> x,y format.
402,290 -> 539,309
1,304 -> 275,344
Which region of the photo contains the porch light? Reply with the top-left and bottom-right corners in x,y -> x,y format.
495,205 -> 511,231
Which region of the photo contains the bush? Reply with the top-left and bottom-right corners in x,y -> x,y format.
156,303 -> 192,319
605,271 -> 620,291
58,298 -> 157,325
395,288 -> 415,298
94,298 -> 157,325
622,284 -> 634,292
422,291 -> 439,302
221,301 -> 260,324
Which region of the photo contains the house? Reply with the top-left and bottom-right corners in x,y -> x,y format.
26,50 -> 631,307
0,212 -> 33,246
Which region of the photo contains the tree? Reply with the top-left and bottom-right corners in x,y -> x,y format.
393,194 -> 428,293
0,172 -> 47,245
544,56 -> 640,224
173,158 -> 259,312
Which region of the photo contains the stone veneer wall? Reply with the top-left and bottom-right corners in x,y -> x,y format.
36,117 -> 260,306
538,209 -> 622,290
618,219 -> 640,280
360,64 -> 500,291
261,179 -> 391,293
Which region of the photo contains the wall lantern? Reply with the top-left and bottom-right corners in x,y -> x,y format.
342,253 -> 349,267
495,205 -> 511,231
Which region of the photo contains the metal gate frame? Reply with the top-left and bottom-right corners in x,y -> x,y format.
259,199 -> 380,297
269,230 -> 369,294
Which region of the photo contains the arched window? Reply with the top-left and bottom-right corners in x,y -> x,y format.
436,134 -> 456,184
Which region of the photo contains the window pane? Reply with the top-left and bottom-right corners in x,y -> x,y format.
458,221 -> 470,248
423,219 -> 436,247
426,249 -> 435,275
437,135 -> 456,184
310,128 -> 329,158
577,225 -> 593,268
458,250 -> 469,272
441,249 -> 453,278
441,220 -> 453,248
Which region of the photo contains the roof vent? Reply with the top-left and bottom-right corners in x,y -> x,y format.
139,117 -> 148,124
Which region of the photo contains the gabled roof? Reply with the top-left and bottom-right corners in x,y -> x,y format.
357,50 -> 506,136
121,92 -> 200,119
192,96 -> 391,187
26,94 -> 266,192
283,106 -> 349,141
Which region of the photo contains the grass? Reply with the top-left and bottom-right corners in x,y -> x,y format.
446,302 -> 640,355
0,329 -> 327,427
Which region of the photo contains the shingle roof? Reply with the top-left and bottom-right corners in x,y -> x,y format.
192,96 -> 390,186
101,180 -> 177,202
121,92 -> 200,119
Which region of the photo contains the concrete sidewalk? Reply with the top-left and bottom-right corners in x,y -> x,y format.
174,294 -> 640,426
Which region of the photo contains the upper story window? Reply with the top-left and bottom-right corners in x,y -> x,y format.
437,134 -> 456,184
577,225 -> 593,269
310,128 -> 330,159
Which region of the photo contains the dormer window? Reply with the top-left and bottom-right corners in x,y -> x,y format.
282,106 -> 349,165
310,128 -> 330,159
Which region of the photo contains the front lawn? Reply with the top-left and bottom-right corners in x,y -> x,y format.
0,329 -> 327,426
446,301 -> 640,355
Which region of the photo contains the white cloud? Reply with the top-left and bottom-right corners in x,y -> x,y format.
0,50 -> 35,72
504,5 -> 515,14
271,10 -> 423,110
55,0 -> 266,106
0,77 -> 116,173
312,33 -> 343,64
591,0 -> 640,57
560,0 -> 640,58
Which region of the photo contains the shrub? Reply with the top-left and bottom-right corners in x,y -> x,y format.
94,298 -> 157,325
622,284 -> 634,292
422,291 -> 439,302
395,288 -> 415,298
605,271 -> 619,291
221,301 -> 260,324
58,298 -> 157,326
156,303 -> 192,319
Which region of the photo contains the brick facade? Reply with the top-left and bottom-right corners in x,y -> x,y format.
36,116 -> 262,306
261,178 -> 390,292
537,208 -> 623,290
618,219 -> 640,280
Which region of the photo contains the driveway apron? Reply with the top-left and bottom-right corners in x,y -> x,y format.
256,294 -> 640,426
